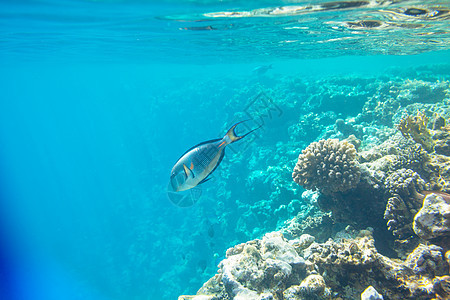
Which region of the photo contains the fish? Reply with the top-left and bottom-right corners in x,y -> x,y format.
252,64 -> 273,76
170,120 -> 260,192
180,25 -> 215,31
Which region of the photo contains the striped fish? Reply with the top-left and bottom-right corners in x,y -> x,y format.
170,121 -> 259,192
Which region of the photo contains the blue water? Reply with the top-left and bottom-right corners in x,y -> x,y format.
0,0 -> 449,299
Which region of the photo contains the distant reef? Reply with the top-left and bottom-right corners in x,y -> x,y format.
177,65 -> 450,299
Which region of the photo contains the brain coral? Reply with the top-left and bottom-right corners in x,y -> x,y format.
292,139 -> 361,195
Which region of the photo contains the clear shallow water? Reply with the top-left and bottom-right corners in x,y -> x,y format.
1,0 -> 449,63
0,1 -> 449,300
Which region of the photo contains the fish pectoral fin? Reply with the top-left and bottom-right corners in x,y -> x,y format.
198,176 -> 212,185
183,164 -> 195,179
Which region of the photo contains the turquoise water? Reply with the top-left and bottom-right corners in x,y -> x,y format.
0,1 -> 449,299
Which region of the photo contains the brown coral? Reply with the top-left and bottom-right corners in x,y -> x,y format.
397,111 -> 435,153
292,139 -> 361,195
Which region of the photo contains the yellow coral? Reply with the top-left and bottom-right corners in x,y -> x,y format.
397,111 -> 435,153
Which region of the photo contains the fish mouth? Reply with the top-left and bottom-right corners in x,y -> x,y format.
170,172 -> 188,192
170,174 -> 180,192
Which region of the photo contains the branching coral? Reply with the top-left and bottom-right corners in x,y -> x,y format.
397,111 -> 435,153
292,139 -> 361,195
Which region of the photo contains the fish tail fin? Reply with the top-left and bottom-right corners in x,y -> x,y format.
225,120 -> 261,144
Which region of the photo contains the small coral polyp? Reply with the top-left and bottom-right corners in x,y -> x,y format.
292,139 -> 361,195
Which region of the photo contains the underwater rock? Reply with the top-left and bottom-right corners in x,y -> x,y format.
283,274 -> 330,300
180,229 -> 450,300
405,243 -> 447,277
299,274 -> 326,295
292,139 -> 361,195
433,123 -> 450,156
427,154 -> 450,192
297,234 -> 315,249
195,275 -> 228,299
302,233 -> 377,268
261,232 -> 305,267
282,211 -> 333,242
301,233 -> 447,299
361,286 -> 384,300
222,232 -> 305,299
413,193 -> 450,240
432,275 -> 450,300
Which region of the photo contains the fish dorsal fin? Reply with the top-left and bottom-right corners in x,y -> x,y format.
183,164 -> 194,179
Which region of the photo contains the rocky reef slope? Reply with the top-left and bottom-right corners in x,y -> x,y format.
176,65 -> 450,299
180,229 -> 449,300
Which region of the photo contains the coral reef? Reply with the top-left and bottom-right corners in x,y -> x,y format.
292,139 -> 361,195
179,230 -> 450,300
305,77 -> 374,115
292,127 -> 450,257
288,112 -> 337,145
358,79 -> 450,127
175,67 -> 450,300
